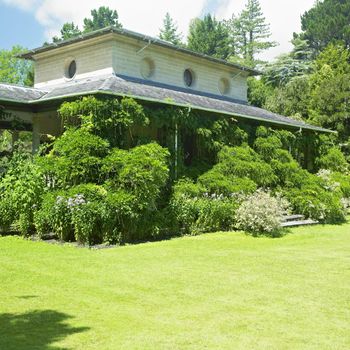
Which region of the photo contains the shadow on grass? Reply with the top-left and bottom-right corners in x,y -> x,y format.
0,310 -> 89,350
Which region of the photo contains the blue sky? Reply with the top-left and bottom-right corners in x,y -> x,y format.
0,0 -> 316,61
0,5 -> 44,49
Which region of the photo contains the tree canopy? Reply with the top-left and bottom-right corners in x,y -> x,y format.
159,13 -> 183,46
301,0 -> 350,53
0,46 -> 33,86
228,0 -> 277,66
52,6 -> 122,43
187,14 -> 230,59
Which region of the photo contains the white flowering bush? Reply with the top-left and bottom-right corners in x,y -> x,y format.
235,190 -> 289,236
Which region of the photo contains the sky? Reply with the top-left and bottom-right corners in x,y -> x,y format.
0,0 -> 316,61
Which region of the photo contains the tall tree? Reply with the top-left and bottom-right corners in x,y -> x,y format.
301,0 -> 350,53
53,22 -> 82,43
308,43 -> 350,140
83,6 -> 122,33
0,46 -> 33,86
187,14 -> 230,59
229,0 -> 277,66
159,13 -> 183,45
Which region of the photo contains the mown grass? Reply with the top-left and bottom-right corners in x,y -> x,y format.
0,221 -> 350,349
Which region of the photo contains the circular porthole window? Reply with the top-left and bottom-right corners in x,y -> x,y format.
184,69 -> 195,87
64,59 -> 77,79
140,57 -> 155,79
218,77 -> 230,95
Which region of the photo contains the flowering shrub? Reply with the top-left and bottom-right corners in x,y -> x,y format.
235,190 -> 289,236
171,180 -> 241,235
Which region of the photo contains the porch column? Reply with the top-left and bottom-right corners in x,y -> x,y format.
32,122 -> 40,154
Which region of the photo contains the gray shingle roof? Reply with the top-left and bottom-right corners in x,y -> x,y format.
0,75 -> 333,133
0,83 -> 46,103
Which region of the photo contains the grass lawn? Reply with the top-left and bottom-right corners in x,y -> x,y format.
1,222 -> 350,350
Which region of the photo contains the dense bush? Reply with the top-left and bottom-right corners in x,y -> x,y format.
215,146 -> 277,187
38,128 -> 109,187
1,97 -> 348,244
0,155 -> 44,235
235,190 -> 289,236
33,142 -> 170,245
170,179 -> 240,235
317,147 -> 348,172
103,143 -> 170,209
197,169 -> 257,195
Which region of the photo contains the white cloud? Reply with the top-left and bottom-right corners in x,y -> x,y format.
2,0 -> 39,11
1,0 -> 317,60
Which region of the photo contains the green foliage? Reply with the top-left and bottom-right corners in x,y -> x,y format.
301,0 -> 350,53
39,128 -> 109,187
284,186 -> 345,224
103,143 -> 170,210
247,77 -> 273,108
83,6 -> 122,32
331,172 -> 350,199
187,14 -> 230,59
0,156 -> 44,234
59,96 -> 149,147
52,23 -> 82,42
308,44 -> 350,140
317,147 -> 349,172
227,0 -> 277,66
171,180 -> 239,235
264,76 -> 311,119
51,6 -> 122,43
216,145 -> 277,187
0,46 -> 33,86
159,13 -> 183,45
198,170 -> 257,196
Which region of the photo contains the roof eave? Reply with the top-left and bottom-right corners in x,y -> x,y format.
25,90 -> 334,134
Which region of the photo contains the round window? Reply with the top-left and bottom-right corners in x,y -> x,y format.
218,77 -> 230,95
65,60 -> 77,79
140,58 -> 155,79
184,69 -> 195,87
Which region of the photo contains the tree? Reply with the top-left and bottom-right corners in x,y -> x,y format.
0,46 -> 33,86
187,14 -> 230,59
229,0 -> 277,66
159,13 -> 182,46
308,43 -> 350,140
53,22 -> 82,43
301,0 -> 350,53
83,6 -> 122,33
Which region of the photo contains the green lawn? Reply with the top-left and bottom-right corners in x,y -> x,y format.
1,222 -> 350,350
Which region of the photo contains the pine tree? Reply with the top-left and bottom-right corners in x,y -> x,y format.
53,22 -> 82,43
83,6 -> 122,33
159,13 -> 183,46
187,14 -> 230,60
229,0 -> 277,66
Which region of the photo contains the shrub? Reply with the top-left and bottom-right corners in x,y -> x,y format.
317,147 -> 348,172
171,179 -> 241,235
34,184 -> 107,243
216,146 -> 277,187
0,157 -> 45,235
198,169 -> 257,195
103,143 -> 170,210
284,186 -> 346,223
330,172 -> 350,198
235,190 -> 289,236
39,128 -> 109,187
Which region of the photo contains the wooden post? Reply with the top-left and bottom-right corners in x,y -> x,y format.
32,122 -> 40,154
